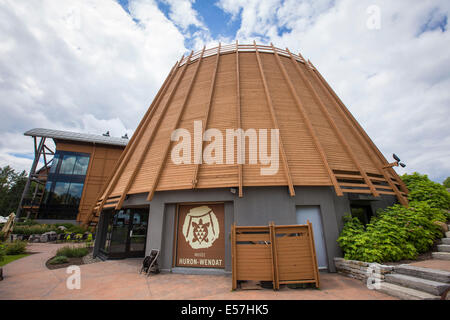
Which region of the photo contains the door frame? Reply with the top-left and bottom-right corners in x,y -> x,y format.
101,207 -> 149,259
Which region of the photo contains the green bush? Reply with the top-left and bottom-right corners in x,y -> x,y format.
337,172 -> 450,263
49,255 -> 69,265
0,231 -> 7,242
5,241 -> 27,255
15,219 -> 39,226
0,243 -> 5,262
402,172 -> 450,211
56,246 -> 88,258
12,222 -> 89,236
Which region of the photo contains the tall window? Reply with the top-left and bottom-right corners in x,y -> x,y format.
40,150 -> 90,220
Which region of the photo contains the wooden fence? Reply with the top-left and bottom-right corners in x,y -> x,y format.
231,221 -> 320,290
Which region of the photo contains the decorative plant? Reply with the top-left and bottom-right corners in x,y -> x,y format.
337,172 -> 450,263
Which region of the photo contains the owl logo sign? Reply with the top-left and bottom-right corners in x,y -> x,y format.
182,206 -> 220,249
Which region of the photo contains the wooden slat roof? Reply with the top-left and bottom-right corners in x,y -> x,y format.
93,42 -> 408,213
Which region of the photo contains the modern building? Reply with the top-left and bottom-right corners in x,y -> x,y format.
17,128 -> 128,224
87,43 -> 408,272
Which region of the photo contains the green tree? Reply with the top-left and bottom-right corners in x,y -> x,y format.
443,177 -> 450,189
0,165 -> 28,217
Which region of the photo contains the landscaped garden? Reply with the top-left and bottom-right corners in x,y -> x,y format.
0,220 -> 95,272
46,245 -> 92,269
338,172 -> 450,263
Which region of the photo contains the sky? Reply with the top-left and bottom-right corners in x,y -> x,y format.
0,0 -> 449,183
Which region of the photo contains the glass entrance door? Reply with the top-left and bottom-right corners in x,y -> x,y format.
128,210 -> 148,257
101,208 -> 149,259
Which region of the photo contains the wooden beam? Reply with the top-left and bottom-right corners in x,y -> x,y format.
308,60 -> 408,206
253,41 -> 295,197
307,220 -> 320,288
309,60 -> 409,201
273,45 -> 342,196
290,52 -> 379,197
235,40 -> 243,197
146,48 -> 206,202
97,61 -> 180,214
192,43 -> 221,188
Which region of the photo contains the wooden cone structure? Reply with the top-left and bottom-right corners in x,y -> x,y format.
88,42 -> 408,221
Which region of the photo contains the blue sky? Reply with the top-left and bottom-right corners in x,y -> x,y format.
0,0 -> 449,183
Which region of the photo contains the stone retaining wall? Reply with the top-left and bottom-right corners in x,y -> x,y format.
334,257 -> 394,282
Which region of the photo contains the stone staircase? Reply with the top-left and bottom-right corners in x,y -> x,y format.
432,227 -> 450,260
377,265 -> 450,300
377,225 -> 450,300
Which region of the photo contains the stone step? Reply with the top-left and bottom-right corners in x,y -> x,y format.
446,231 -> 450,238
442,238 -> 450,245
377,282 -> 441,300
385,273 -> 450,296
432,252 -> 450,261
395,265 -> 450,283
438,244 -> 450,252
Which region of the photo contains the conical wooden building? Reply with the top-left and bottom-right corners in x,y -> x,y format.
91,43 -> 408,272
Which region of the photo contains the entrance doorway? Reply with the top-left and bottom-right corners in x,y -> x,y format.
296,205 -> 328,270
101,208 -> 149,259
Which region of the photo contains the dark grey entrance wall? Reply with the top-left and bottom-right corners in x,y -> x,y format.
121,186 -> 397,273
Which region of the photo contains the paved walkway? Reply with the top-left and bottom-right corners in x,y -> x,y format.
0,243 -> 396,300
409,259 -> 450,272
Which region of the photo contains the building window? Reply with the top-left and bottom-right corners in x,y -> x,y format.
38,150 -> 90,220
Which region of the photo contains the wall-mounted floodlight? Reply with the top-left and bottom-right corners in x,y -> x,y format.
103,131 -> 110,137
383,154 -> 406,169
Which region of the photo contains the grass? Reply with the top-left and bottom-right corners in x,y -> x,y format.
49,255 -> 69,265
0,254 -> 30,267
56,246 -> 89,258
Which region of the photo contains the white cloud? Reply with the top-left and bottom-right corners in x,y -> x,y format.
0,0 -> 187,173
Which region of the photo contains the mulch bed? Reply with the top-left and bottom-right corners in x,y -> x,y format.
45,247 -> 93,270
46,257 -> 84,270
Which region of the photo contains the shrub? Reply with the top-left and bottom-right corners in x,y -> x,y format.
337,172 -> 450,263
5,241 -> 27,255
0,231 -> 7,242
49,255 -> 69,265
0,243 -> 5,262
56,246 -> 88,258
402,172 -> 450,211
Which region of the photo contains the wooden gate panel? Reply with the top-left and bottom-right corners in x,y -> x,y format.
231,222 -> 320,290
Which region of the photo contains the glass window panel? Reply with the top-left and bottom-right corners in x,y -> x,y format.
66,183 -> 84,206
43,182 -> 53,204
52,182 -> 70,205
59,155 -> 77,174
49,154 -> 59,173
73,156 -> 90,175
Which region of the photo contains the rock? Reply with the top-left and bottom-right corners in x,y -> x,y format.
29,234 -> 41,243
42,231 -> 57,242
433,221 -> 448,233
57,226 -> 67,231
